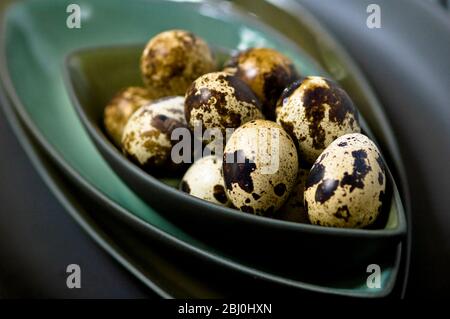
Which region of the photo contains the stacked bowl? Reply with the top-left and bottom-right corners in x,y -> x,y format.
0,0 -> 409,298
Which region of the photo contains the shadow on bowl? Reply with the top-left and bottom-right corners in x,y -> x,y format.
64,44 -> 406,288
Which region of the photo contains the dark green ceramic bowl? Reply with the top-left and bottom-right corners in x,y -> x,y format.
1,0 -> 407,297
66,42 -> 406,276
1,67 -> 405,298
0,78 -> 407,298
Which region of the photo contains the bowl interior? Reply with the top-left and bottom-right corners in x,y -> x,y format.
2,0 -> 404,295
66,44 -> 403,232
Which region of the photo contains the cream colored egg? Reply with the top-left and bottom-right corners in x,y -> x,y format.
141,30 -> 216,98
184,71 -> 264,136
122,96 -> 187,171
276,76 -> 361,164
304,133 -> 387,228
103,87 -> 153,147
223,120 -> 298,216
180,155 -> 230,207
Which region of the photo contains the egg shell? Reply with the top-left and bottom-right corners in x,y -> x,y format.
140,30 -> 216,98
304,133 -> 387,228
276,76 -> 361,165
185,71 -> 264,135
223,120 -> 298,216
277,168 -> 310,224
180,155 -> 230,207
224,47 -> 299,120
103,87 -> 153,147
122,96 -> 187,171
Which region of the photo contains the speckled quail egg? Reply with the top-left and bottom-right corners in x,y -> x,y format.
141,30 -> 216,98
185,71 -> 264,135
277,168 -> 310,224
104,87 -> 153,147
224,48 -> 299,120
223,120 -> 298,216
122,96 -> 187,171
180,155 -> 231,207
304,133 -> 387,228
276,76 -> 361,165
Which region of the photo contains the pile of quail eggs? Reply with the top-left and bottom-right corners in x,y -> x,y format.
103,29 -> 389,229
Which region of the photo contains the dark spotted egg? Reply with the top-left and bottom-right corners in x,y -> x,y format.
276,76 -> 361,165
122,96 -> 187,171
224,48 -> 299,120
223,120 -> 298,216
304,133 -> 387,228
141,30 -> 216,98
180,155 -> 231,207
185,71 -> 264,136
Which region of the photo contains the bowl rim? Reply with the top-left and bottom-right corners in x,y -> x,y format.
64,43 -> 407,239
0,0 -> 406,297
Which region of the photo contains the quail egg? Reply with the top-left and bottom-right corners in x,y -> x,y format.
304,133 -> 387,228
224,48 -> 299,120
223,120 -> 298,216
104,87 -> 153,146
141,30 -> 216,98
277,168 -> 310,224
180,155 -> 231,207
122,96 -> 187,171
276,76 -> 361,165
185,71 -> 264,135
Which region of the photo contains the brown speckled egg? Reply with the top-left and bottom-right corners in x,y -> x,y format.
304,133 -> 387,228
276,76 -> 361,165
104,87 -> 153,147
122,96 -> 187,171
185,71 -> 264,135
180,155 -> 231,207
223,120 -> 298,216
277,168 -> 310,224
224,48 -> 299,120
141,30 -> 216,98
